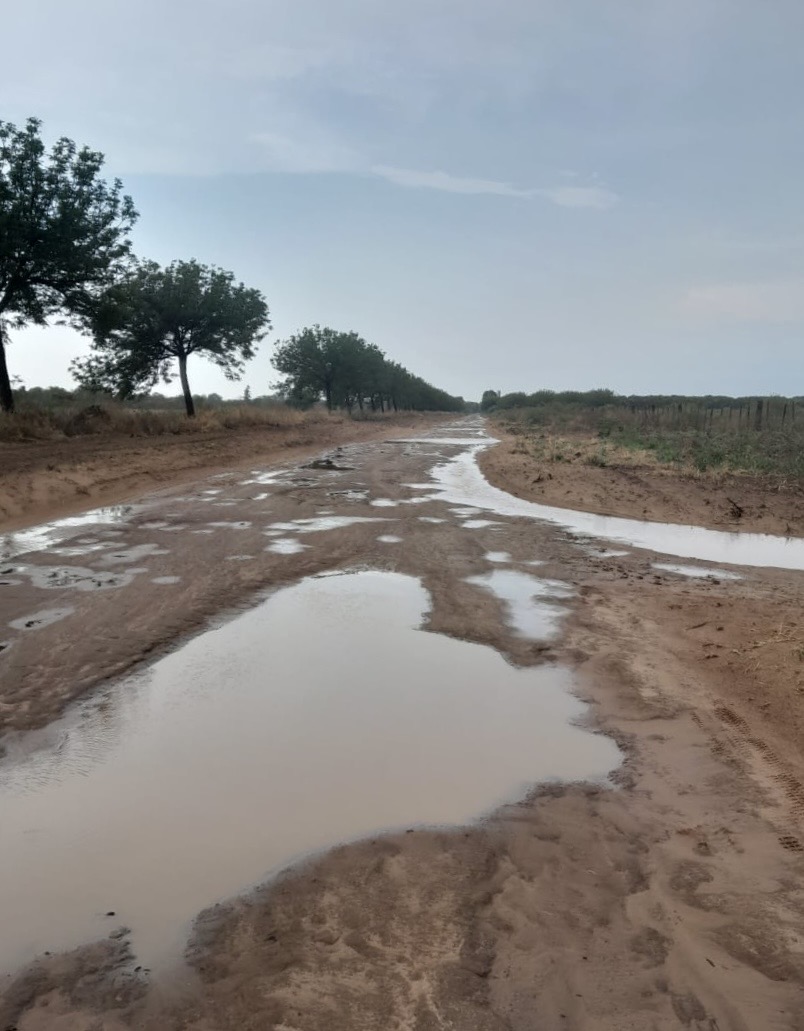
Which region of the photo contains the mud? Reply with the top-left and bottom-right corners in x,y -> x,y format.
480,424 -> 804,538
0,571 -> 617,975
2,418 -> 804,1031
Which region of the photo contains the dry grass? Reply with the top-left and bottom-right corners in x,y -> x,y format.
0,403 -> 362,443
496,406 -> 804,480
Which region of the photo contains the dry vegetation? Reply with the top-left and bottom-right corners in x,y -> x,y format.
0,400 -> 381,443
495,396 -> 804,480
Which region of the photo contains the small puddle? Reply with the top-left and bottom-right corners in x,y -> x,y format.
430,448 -> 804,571
266,539 -> 309,555
266,516 -> 387,534
13,564 -> 143,592
466,569 -> 574,641
652,562 -> 742,581
9,607 -> 75,631
0,507 -> 136,561
0,571 -> 618,974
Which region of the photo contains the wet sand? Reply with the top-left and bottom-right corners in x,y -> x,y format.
0,411 -> 448,533
2,419 -> 804,1030
479,423 -> 804,537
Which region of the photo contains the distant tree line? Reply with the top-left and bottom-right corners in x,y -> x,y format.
1,117 -> 462,418
482,388 -> 803,433
273,325 -> 465,413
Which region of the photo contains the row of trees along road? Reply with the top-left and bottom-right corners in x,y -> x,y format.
2,118 -> 462,417
273,325 -> 465,413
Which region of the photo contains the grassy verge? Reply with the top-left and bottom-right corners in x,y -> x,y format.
495,406 -> 804,480
0,402 -> 397,443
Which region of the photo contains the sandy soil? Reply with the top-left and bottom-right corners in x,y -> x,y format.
479,425 -> 804,537
2,420 -> 804,1030
0,412 -> 447,534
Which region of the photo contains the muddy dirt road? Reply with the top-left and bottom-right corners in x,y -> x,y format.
1,418 -> 803,1030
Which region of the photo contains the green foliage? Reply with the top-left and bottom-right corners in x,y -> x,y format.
480,389 -> 499,411
0,117 -> 138,412
71,259 -> 270,417
272,325 -> 464,413
495,389 -> 804,479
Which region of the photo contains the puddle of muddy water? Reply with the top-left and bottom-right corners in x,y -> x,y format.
430,447 -> 804,571
0,506 -> 136,561
13,564 -> 143,592
653,562 -> 742,580
267,516 -> 387,534
266,538 -> 309,555
9,606 -> 75,631
0,571 -> 618,974
466,569 -> 573,641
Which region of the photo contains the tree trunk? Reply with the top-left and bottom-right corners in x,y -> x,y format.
0,323 -> 14,414
324,380 -> 333,412
178,352 -> 195,417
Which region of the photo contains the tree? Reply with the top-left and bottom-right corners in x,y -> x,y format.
0,117 -> 137,413
272,325 -> 465,413
72,260 -> 271,416
273,325 -> 353,411
480,390 -> 499,411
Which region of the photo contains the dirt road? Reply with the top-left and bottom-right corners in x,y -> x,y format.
1,418 -> 803,1030
0,411 -> 448,533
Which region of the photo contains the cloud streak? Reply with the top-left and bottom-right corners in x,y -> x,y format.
371,165 -> 618,208
371,165 -> 530,197
534,186 -> 619,209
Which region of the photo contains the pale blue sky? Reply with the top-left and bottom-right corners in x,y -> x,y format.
4,0 -> 804,400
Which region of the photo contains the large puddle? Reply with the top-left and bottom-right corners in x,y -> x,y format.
0,570 -> 618,973
427,446 -> 804,571
0,506 -> 135,560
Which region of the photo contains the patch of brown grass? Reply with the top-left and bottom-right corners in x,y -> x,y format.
0,403 -> 338,442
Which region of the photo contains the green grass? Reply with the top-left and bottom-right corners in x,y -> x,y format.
496,405 -> 804,480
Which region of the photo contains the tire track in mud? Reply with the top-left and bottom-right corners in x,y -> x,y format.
708,705 -> 804,851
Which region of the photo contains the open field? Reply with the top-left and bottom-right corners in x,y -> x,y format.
1,419 -> 803,1030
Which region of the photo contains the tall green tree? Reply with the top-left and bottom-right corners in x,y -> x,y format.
272,325 -> 465,413
72,260 -> 270,416
0,117 -> 137,413
273,325 -> 361,411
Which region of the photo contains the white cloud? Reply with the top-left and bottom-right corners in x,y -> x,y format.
534,186 -> 619,209
682,280 -> 804,322
371,165 -> 531,197
372,165 -> 619,208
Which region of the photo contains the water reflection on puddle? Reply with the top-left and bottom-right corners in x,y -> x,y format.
466,569 -> 574,640
0,507 -> 136,561
267,516 -> 387,534
0,571 -> 618,973
430,448 -> 804,571
653,562 -> 742,581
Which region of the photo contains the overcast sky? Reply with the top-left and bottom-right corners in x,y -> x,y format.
4,0 -> 804,401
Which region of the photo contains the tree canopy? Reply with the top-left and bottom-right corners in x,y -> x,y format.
272,325 -> 464,413
71,259 -> 271,416
0,117 -> 137,412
